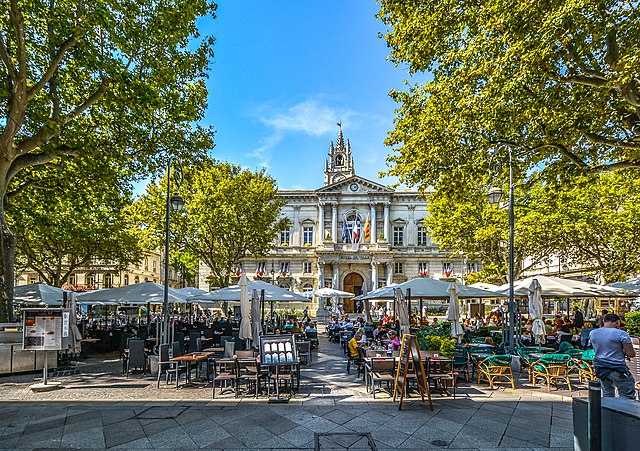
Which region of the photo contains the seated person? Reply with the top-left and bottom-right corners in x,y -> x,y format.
282,320 -> 294,330
348,332 -> 363,358
386,330 -> 401,354
432,317 -> 439,326
305,322 -> 317,333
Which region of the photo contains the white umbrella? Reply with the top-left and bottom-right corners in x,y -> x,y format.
497,275 -> 628,298
251,289 -> 263,348
308,287 -> 354,298
76,282 -> 189,304
361,280 -> 372,323
239,273 -> 252,344
63,292 -> 82,352
395,288 -> 411,336
446,283 -> 464,341
188,280 -> 311,303
14,283 -> 67,306
176,287 -> 207,297
528,279 -> 546,345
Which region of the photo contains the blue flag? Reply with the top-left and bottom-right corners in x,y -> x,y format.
341,215 -> 348,242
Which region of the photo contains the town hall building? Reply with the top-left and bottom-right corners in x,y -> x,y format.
199,126 -> 475,312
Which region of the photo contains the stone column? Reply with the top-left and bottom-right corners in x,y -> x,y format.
331,203 -> 338,243
293,205 -> 301,246
332,263 -> 340,289
407,204 -> 416,246
383,203 -> 390,241
317,259 -> 324,288
318,202 -> 325,243
386,262 -> 393,285
371,261 -> 378,290
370,203 -> 377,244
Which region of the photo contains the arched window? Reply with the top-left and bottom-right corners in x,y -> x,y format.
86,273 -> 95,287
69,274 -> 77,286
123,274 -> 129,286
335,155 -> 344,166
302,283 -> 313,292
104,273 -> 113,288
134,276 -> 140,284
279,283 -> 290,290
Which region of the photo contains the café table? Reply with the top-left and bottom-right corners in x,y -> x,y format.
171,351 -> 216,387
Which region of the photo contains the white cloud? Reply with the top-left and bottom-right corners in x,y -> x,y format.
259,99 -> 345,136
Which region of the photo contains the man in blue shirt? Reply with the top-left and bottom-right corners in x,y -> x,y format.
589,313 -> 636,399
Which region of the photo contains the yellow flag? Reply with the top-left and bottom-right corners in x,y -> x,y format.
363,214 -> 370,242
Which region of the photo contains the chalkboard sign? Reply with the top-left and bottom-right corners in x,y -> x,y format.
393,334 -> 433,410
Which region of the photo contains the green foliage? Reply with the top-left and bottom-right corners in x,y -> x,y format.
415,324 -> 455,356
7,156 -> 144,286
378,1 -> 640,188
134,158 -> 287,288
377,1 -> 640,285
0,0 -> 216,321
625,312 -> 640,337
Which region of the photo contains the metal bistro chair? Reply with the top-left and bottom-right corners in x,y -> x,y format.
237,358 -> 261,398
305,330 -> 319,349
212,357 -> 238,398
428,357 -> 457,398
369,358 -> 395,399
125,339 -> 146,377
296,341 -> 311,365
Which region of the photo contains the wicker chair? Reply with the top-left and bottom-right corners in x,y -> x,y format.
516,348 -> 534,381
477,354 -> 515,389
530,354 -> 572,391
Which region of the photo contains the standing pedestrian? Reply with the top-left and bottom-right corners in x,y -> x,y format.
589,313 -> 636,399
572,306 -> 584,332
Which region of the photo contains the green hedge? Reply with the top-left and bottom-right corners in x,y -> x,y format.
625,311 -> 640,337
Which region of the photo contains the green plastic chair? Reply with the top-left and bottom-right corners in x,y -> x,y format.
453,346 -> 470,381
477,355 -> 515,389
531,354 -> 572,391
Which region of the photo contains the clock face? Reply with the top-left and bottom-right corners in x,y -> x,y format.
349,183 -> 359,192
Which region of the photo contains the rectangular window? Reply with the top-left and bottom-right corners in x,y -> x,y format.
280,226 -> 291,245
393,226 -> 404,246
303,262 -> 312,274
324,278 -> 332,288
418,262 -> 429,276
394,262 -> 403,274
279,262 -> 290,275
466,261 -> 479,273
303,227 -> 314,245
417,226 -> 430,246
442,262 -> 453,276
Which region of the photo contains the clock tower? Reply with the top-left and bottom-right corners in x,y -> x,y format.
324,121 -> 355,185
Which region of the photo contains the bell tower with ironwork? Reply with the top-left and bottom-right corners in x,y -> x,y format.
324,121 -> 355,185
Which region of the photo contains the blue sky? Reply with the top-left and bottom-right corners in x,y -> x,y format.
198,1 -> 422,190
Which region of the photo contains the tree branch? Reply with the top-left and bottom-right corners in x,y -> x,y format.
6,179 -> 48,200
9,0 -> 26,79
583,131 -> 640,150
16,78 -> 110,154
5,152 -> 57,189
0,33 -> 17,80
552,73 -> 608,88
27,32 -> 81,101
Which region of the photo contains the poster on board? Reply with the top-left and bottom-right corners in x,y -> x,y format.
22,309 -> 67,351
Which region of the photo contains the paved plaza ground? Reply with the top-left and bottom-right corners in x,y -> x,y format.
0,334 -> 578,450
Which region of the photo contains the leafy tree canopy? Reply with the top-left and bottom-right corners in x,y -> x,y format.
133,159 -> 287,289
377,1 -> 640,189
8,155 -> 145,286
0,0 -> 216,320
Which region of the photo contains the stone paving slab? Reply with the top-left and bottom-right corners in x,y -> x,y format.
0,334 -> 580,449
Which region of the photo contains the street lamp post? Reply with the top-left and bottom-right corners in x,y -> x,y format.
270,260 -> 275,329
488,144 -> 517,352
161,156 -> 185,346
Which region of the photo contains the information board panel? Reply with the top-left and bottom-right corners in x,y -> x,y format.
260,334 -> 297,366
22,309 -> 66,351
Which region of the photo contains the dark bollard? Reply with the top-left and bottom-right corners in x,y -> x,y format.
588,380 -> 601,451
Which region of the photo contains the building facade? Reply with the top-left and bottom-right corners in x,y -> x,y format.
16,250 -> 181,290
198,127 -> 477,312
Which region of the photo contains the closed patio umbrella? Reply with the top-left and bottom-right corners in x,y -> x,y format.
395,288 -> 411,336
528,279 -> 546,345
361,280 -> 372,323
251,289 -> 263,348
239,273 -> 252,346
446,283 -> 464,341
63,292 -> 82,353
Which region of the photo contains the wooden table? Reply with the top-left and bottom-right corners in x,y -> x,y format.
171,351 -> 216,387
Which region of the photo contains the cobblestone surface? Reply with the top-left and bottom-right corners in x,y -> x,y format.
0,334 -> 578,449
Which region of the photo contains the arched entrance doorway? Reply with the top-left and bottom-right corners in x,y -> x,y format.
343,272 -> 364,313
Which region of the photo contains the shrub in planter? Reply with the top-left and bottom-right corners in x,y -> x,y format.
625,311 -> 640,337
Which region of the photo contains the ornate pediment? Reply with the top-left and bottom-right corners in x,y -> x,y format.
315,176 -> 394,195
